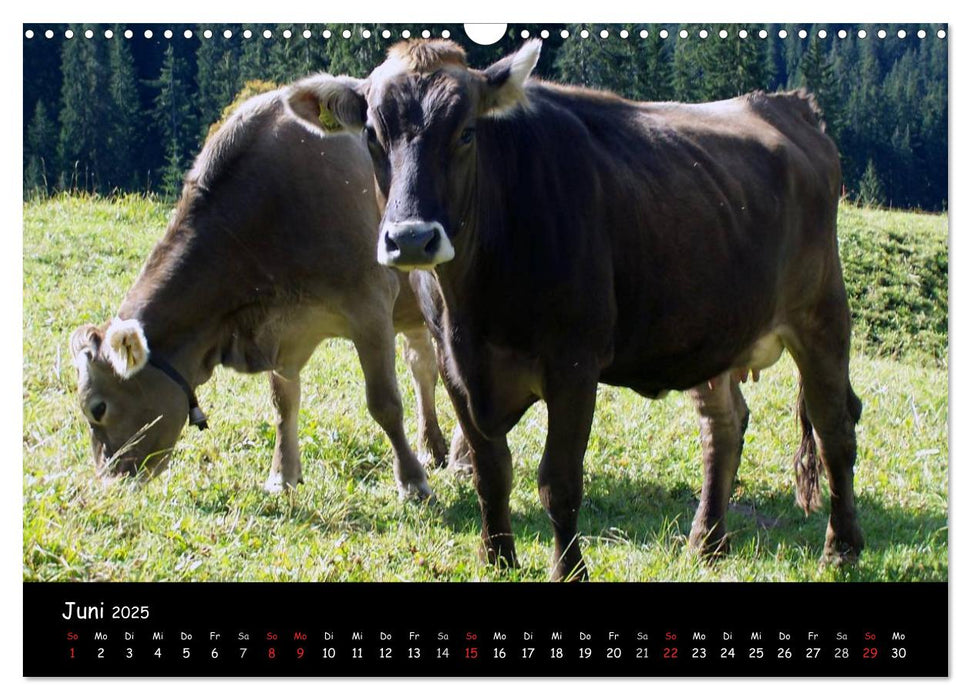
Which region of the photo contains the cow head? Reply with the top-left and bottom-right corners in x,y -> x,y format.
69,319 -> 188,480
285,39 -> 541,270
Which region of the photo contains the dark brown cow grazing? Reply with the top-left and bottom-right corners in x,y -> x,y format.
70,87 -> 448,499
286,40 -> 864,580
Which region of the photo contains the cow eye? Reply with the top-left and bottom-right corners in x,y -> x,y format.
364,125 -> 386,162
89,400 -> 107,423
460,127 -> 475,145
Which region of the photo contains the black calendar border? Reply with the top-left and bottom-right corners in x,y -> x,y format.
23,581 -> 949,678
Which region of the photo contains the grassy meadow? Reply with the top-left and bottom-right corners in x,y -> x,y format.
23,195 -> 948,582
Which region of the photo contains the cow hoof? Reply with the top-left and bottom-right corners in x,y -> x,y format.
552,561 -> 589,582
428,437 -> 450,470
688,526 -> 730,560
398,479 -> 436,503
447,458 -> 474,477
418,450 -> 448,471
480,540 -> 519,570
263,472 -> 301,494
821,522 -> 864,567
820,541 -> 863,567
819,547 -> 861,567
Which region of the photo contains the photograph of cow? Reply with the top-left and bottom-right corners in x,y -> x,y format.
285,39 -> 864,580
24,24 -> 947,583
69,90 -> 450,500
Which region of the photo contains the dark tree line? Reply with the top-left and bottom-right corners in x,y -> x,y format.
23,23 -> 947,210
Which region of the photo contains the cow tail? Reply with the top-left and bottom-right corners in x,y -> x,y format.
793,382 -> 823,515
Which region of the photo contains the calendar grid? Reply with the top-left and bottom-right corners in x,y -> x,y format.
24,582 -> 947,677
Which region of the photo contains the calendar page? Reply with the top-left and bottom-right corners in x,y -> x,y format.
21,21 -> 948,677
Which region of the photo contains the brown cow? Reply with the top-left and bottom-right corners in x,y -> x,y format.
70,87 -> 448,499
286,40 -> 864,580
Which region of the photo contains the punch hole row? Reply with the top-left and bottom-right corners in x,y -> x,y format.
24,26 -> 948,41
23,27 -> 452,41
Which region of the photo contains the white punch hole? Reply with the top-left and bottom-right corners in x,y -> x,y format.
464,24 -> 507,46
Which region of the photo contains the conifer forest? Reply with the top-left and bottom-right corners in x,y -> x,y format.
23,23 -> 947,211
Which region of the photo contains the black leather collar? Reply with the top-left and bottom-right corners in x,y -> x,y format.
147,356 -> 209,430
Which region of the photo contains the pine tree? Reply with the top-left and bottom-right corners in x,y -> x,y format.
797,36 -> 841,135
889,125 -> 915,207
59,24 -> 110,191
919,30 -> 948,210
196,25 -> 241,141
837,33 -> 882,191
105,29 -> 141,190
147,43 -> 198,194
554,25 -> 615,92
857,159 -> 885,207
25,101 -> 56,197
782,24 -> 806,88
635,27 -> 674,101
734,25 -> 768,94
239,26 -> 272,81
294,26 -> 331,75
698,24 -> 766,99
580,24 -> 673,102
160,140 -> 186,201
672,27 -> 705,102
763,26 -> 786,90
23,29 -> 65,149
829,27 -> 859,109
324,24 -> 385,77
268,24 -> 306,82
882,50 -> 922,207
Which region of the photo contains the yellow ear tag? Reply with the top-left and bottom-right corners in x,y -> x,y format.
318,104 -> 341,131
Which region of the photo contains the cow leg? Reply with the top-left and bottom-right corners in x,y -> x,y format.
786,295 -> 864,565
687,372 -> 749,556
539,366 -> 599,582
402,328 -> 449,469
471,431 -> 518,570
264,370 -> 303,493
448,425 -> 473,475
435,367 -> 518,567
352,325 -> 433,501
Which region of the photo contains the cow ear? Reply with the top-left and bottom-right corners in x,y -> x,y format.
480,39 -> 541,117
103,318 -> 150,379
285,74 -> 367,134
69,324 -> 103,365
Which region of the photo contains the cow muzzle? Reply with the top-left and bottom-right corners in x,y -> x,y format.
378,220 -> 455,269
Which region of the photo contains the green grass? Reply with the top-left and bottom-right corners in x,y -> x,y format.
839,205 -> 949,366
23,194 -> 948,582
